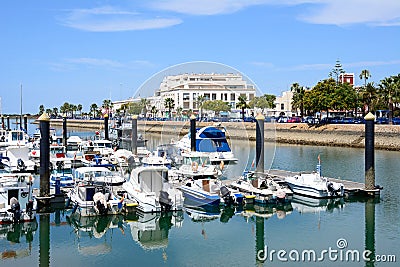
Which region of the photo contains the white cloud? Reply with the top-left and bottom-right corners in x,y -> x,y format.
148,0 -> 400,26
298,0 -> 400,26
60,6 -> 182,32
65,57 -> 124,68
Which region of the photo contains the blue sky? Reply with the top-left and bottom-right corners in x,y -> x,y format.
1,0 -> 399,114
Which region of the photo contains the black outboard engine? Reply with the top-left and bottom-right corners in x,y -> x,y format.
9,197 -> 22,223
159,191 -> 172,212
17,159 -> 26,171
26,200 -> 34,216
96,200 -> 108,215
327,182 -> 337,196
220,186 -> 234,206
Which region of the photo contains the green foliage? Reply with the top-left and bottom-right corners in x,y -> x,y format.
249,94 -> 276,109
202,100 -> 231,116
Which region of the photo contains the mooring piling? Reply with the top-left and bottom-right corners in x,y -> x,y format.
104,113 -> 109,140
24,115 -> 28,133
364,112 -> 375,191
131,115 -> 138,155
62,116 -> 67,150
6,116 -> 10,130
255,113 -> 265,174
190,114 -> 197,151
38,113 -> 51,205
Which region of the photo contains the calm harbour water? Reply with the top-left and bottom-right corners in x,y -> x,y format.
1,128 -> 399,266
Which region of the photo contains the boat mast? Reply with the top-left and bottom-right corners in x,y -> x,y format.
20,83 -> 23,130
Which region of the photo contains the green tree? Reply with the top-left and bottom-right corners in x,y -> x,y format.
176,106 -> 183,120
359,69 -> 371,88
90,103 -> 98,118
309,78 -> 337,118
77,104 -> 83,118
196,95 -> 206,118
329,59 -> 345,84
151,106 -> 158,118
140,98 -> 150,118
38,105 -> 45,115
52,107 -> 58,117
164,98 -> 175,120
359,82 -> 377,114
291,83 -> 306,117
202,100 -> 231,117
45,108 -> 52,116
127,102 -> 142,115
378,75 -> 400,124
236,95 -> 250,121
60,102 -> 70,117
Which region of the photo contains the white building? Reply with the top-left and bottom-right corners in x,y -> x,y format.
265,90 -> 296,117
154,73 -> 256,117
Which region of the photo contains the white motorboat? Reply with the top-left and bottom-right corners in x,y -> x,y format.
50,158 -> 74,188
72,166 -> 126,186
4,146 -> 36,173
67,182 -> 125,217
175,151 -> 221,180
229,171 -> 293,205
285,172 -> 344,198
0,175 -> 37,224
180,178 -> 244,207
123,166 -> 183,213
175,126 -> 238,164
284,159 -> 344,198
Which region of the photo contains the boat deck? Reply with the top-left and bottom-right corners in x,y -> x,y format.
265,169 -> 381,198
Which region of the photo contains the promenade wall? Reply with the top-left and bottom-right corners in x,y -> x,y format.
47,119 -> 400,151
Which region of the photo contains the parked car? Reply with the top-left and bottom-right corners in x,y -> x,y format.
392,117 -> 400,125
243,117 -> 256,122
287,117 -> 302,123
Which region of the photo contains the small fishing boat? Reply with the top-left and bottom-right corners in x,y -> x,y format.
72,166 -> 126,186
50,158 -> 74,188
229,171 -> 293,205
67,182 -> 125,217
284,157 -> 344,198
175,151 -> 221,180
179,178 -> 244,207
122,166 -> 183,213
0,175 -> 36,224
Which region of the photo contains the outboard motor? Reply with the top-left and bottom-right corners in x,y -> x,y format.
96,200 -> 108,215
26,200 -> 34,216
220,186 -> 234,206
17,159 -> 26,171
9,197 -> 22,223
326,182 -> 337,196
159,191 -> 172,211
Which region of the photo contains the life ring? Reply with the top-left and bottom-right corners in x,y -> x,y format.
191,161 -> 199,172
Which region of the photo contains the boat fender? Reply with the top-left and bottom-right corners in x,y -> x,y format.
191,161 -> 198,172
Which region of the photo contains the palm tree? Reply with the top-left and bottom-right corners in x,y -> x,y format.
359,82 -> 377,114
236,95 -> 250,121
164,98 -> 175,120
77,104 -> 83,118
151,106 -> 158,118
52,107 -> 58,118
102,99 -> 112,116
38,105 -> 45,115
291,83 -> 306,117
60,102 -> 70,117
176,106 -> 183,120
359,70 -> 371,88
90,103 -> 98,118
196,95 -> 205,118
140,98 -> 150,118
379,76 -> 398,124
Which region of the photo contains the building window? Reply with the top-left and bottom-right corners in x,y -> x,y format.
281,103 -> 284,110
231,93 -> 235,101
183,93 -> 190,101
212,93 -> 217,100
249,94 -> 254,100
204,93 -> 210,100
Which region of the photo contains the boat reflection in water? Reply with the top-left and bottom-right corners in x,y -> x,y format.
241,201 -> 293,220
66,214 -> 126,255
128,210 -> 183,251
291,195 -> 345,214
0,219 -> 38,259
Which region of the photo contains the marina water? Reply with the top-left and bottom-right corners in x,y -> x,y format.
1,130 -> 399,266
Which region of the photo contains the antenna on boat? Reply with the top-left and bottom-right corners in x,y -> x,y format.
316,154 -> 321,177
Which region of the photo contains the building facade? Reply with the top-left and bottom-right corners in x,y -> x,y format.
154,73 -> 256,117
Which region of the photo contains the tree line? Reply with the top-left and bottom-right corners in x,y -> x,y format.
291,61 -> 400,123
